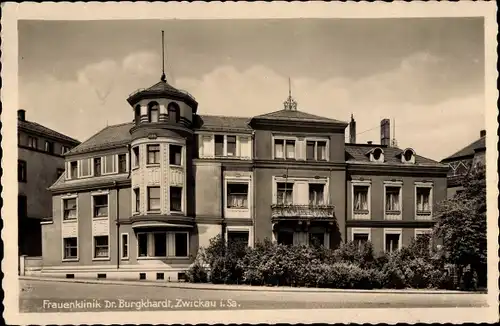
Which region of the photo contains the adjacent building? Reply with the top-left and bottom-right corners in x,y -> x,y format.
36,75 -> 448,280
18,109 -> 80,257
441,130 -> 486,198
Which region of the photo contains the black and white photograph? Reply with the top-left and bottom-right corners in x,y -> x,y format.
1,2 -> 498,324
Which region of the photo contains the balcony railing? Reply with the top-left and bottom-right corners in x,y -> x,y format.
271,204 -> 335,220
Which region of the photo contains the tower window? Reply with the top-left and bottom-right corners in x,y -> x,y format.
168,102 -> 180,123
134,105 -> 141,124
148,102 -> 159,123
147,145 -> 160,164
169,145 -> 182,166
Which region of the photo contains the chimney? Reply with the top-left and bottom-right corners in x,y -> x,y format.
480,129 -> 486,137
18,109 -> 26,121
380,118 -> 390,146
349,114 -> 356,143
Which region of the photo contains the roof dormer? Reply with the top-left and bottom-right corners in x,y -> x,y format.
366,147 -> 385,163
401,148 -> 416,164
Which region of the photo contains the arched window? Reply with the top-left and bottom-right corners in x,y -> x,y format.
148,102 -> 159,123
373,148 -> 383,161
404,149 -> 413,162
134,105 -> 141,125
168,102 -> 180,123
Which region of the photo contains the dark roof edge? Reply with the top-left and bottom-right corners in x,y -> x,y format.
18,123 -> 80,145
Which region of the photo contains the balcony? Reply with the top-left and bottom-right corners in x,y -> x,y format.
271,204 -> 335,221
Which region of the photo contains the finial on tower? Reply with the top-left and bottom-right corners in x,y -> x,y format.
160,30 -> 167,82
283,77 -> 298,111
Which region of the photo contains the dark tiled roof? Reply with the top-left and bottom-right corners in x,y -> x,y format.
196,115 -> 252,132
441,136 -> 486,162
252,109 -> 347,124
50,173 -> 130,191
345,144 -> 444,167
127,80 -> 197,108
66,122 -> 133,155
18,120 -> 80,144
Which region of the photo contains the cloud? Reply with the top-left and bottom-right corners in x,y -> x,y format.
20,51 -> 484,161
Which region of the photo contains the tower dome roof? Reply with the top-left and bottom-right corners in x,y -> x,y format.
127,79 -> 198,111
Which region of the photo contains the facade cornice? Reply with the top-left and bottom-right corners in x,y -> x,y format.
254,159 -> 346,170
50,179 -> 131,195
250,118 -> 348,132
346,220 -> 436,228
346,163 -> 449,176
127,89 -> 198,111
122,214 -> 195,226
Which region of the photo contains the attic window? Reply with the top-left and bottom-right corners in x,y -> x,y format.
404,150 -> 413,161
148,102 -> 159,123
373,148 -> 383,161
168,102 -> 180,123
402,148 -> 416,164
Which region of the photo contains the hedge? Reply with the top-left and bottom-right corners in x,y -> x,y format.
186,234 -> 456,290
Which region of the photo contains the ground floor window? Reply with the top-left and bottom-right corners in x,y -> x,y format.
137,231 -> 189,258
385,231 -> 401,253
121,233 -> 129,259
353,233 -> 369,249
94,236 -> 109,258
277,231 -> 294,246
308,232 -> 324,247
63,237 -> 78,259
227,230 -> 249,246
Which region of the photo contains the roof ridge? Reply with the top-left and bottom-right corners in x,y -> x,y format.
200,114 -> 251,119
19,120 -> 80,143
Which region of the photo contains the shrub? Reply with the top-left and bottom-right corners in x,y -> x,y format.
186,248 -> 208,283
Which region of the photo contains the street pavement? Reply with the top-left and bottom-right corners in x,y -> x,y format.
19,279 -> 488,312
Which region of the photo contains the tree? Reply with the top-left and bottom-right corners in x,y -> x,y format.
434,164 -> 486,289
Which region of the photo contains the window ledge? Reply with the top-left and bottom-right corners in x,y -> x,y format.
416,211 -> 432,216
92,257 -> 111,261
62,219 -> 78,223
385,210 -> 401,215
169,164 -> 183,168
137,256 -> 189,260
121,257 -> 129,261
146,211 -> 162,215
226,207 -> 250,211
62,258 -> 79,262
93,216 -> 109,220
354,210 -> 370,214
132,166 -> 139,171
146,163 -> 161,168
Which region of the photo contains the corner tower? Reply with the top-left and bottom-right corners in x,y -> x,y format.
126,31 -> 198,231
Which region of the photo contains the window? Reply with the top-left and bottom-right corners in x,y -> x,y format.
18,195 -> 27,218
63,238 -> 78,259
277,232 -> 294,246
169,145 -> 182,165
56,168 -> 65,179
415,229 -> 432,250
63,198 -> 77,220
404,150 -> 413,162
134,188 -> 140,213
138,233 -> 148,257
416,187 -> 431,214
274,139 -> 284,159
61,146 -> 69,155
353,233 -> 369,249
227,136 -> 236,156
285,140 -> 296,159
175,233 -> 188,257
133,147 -> 140,168
309,183 -> 325,206
353,186 -> 369,212
154,233 -> 167,257
121,233 -> 129,259
148,102 -> 159,123
306,140 -> 327,161
372,148 -> 384,162
170,186 -> 182,212
385,187 -> 401,212
94,236 -> 109,258
80,159 -> 91,177
277,182 -> 293,205
104,155 -> 116,174
227,231 -> 249,246
118,154 -> 127,173
18,160 -> 27,182
94,157 -> 101,177
70,161 -> 78,179
168,102 -> 180,123
385,232 -> 400,253
45,141 -> 54,154
134,105 -> 141,124
309,233 -> 324,247
201,135 -> 213,157
147,145 -> 160,164
28,136 -> 38,149
227,183 -> 249,209
147,187 -> 161,212
93,195 -> 108,217
215,135 -> 224,156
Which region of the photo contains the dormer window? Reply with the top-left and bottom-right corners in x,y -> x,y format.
148,102 -> 159,123
134,105 -> 141,125
168,102 -> 180,123
401,148 -> 416,164
368,147 -> 384,162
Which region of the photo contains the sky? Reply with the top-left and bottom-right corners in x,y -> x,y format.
18,18 -> 485,161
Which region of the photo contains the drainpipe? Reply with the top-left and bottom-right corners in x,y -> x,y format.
114,180 -> 120,270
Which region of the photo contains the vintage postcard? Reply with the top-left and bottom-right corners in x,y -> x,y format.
1,1 -> 498,324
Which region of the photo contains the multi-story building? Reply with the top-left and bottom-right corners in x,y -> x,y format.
36,75 -> 448,280
441,130 -> 486,198
18,109 -> 80,257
